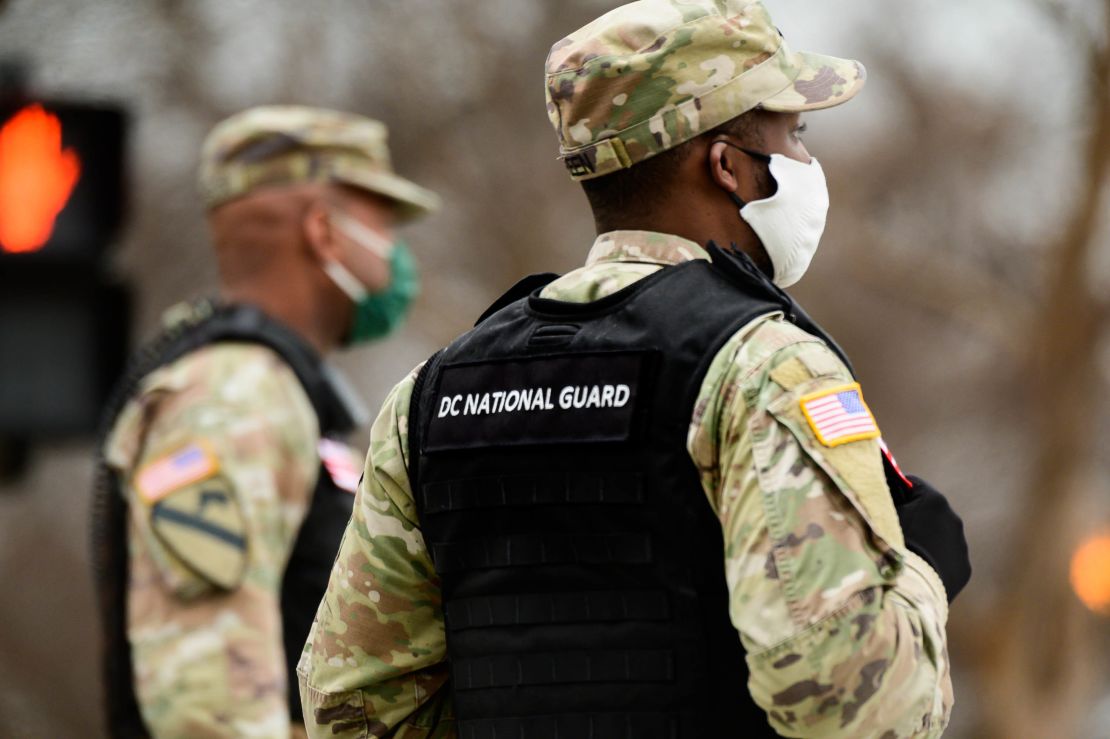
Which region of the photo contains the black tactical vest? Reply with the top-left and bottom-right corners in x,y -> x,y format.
90,301 -> 358,737
408,246 -> 835,739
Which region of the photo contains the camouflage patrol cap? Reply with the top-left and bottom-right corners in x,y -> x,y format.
546,0 -> 866,180
198,105 -> 440,220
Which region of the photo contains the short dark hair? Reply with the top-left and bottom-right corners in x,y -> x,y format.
581,111 -> 764,231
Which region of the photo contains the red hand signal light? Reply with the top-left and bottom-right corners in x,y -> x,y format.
0,104 -> 82,254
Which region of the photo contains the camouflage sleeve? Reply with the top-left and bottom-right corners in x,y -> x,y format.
688,315 -> 952,738
298,366 -> 453,739
107,344 -> 320,738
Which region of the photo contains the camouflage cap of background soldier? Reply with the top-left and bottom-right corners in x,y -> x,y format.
546,0 -> 866,180
198,105 -> 440,220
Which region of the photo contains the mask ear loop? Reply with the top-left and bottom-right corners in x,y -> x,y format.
323,260 -> 370,302
713,140 -> 773,210
319,209 -> 380,303
330,209 -> 394,259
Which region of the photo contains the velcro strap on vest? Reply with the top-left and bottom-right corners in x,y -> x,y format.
447,590 -> 670,630
424,473 -> 643,515
460,711 -> 679,739
454,649 -> 674,691
433,533 -> 652,573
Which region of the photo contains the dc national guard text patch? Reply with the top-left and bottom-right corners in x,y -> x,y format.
799,382 -> 880,447
426,352 -> 647,451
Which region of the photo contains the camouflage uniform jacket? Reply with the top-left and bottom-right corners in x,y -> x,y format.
299,230 -> 953,738
104,334 -> 321,738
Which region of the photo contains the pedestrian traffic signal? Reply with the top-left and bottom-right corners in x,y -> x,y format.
0,94 -> 130,446
0,104 -> 81,253
0,100 -> 125,261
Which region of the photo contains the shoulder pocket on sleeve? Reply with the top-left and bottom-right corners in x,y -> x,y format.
765,381 -> 906,559
130,441 -> 249,595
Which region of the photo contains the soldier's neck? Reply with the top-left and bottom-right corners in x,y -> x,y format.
220,281 -> 336,356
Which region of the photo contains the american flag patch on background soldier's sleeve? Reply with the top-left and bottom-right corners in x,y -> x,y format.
135,441 -> 219,503
799,383 -> 880,447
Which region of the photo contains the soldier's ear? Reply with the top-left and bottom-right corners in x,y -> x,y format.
302,201 -> 341,262
707,139 -> 742,196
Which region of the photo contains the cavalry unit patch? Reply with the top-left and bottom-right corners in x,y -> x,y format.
150,479 -> 247,590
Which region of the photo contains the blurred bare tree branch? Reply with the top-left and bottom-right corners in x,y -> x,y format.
967,2 -> 1110,736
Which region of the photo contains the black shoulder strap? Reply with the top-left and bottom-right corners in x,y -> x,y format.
190,304 -> 356,435
92,337 -> 188,739
787,301 -> 855,376
90,300 -> 220,739
706,243 -> 855,375
406,348 -> 444,523
474,273 -> 560,326
95,300 -> 354,447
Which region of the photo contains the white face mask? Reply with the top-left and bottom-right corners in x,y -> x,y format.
738,153 -> 829,288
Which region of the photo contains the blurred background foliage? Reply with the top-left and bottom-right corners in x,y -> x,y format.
0,1 -> 1107,736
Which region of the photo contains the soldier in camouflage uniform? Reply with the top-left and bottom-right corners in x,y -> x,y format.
93,105 -> 438,738
299,2 -> 970,737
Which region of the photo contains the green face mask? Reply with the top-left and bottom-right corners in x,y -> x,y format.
347,238 -> 419,344
323,211 -> 421,346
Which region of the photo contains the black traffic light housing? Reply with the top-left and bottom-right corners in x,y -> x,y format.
0,72 -> 131,473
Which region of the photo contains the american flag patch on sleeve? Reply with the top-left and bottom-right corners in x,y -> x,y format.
799,383 -> 880,447
135,441 -> 220,503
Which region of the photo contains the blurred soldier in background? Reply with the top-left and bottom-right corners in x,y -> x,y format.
300,2 -> 970,738
91,105 -> 438,738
